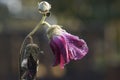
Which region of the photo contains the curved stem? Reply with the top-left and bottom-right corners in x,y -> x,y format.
28,15 -> 47,36
19,15 -> 47,67
20,15 -> 47,54
19,15 -> 47,80
42,21 -> 51,28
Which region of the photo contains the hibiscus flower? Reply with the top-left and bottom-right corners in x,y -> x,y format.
47,25 -> 88,68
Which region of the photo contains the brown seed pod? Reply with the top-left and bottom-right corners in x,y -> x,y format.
26,43 -> 40,61
20,43 -> 40,80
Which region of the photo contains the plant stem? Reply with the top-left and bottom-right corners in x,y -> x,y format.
42,21 -> 51,28
28,15 -> 47,37
20,15 -> 46,54
19,15 -> 47,80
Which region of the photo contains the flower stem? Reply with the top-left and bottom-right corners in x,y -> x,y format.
19,15 -> 47,80
28,15 -> 47,36
43,21 -> 51,27
20,15 -> 47,54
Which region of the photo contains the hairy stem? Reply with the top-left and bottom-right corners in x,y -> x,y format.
19,15 -> 47,80
28,15 -> 47,36
43,21 -> 51,27
20,15 -> 47,53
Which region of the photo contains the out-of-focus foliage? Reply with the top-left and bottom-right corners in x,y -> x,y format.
0,0 -> 120,80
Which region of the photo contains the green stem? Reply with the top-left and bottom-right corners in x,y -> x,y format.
20,15 -> 47,65
28,15 -> 47,36
42,21 -> 51,28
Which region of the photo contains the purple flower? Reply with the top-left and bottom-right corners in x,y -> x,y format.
47,25 -> 88,69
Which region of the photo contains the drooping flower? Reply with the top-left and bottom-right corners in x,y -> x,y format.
47,25 -> 88,69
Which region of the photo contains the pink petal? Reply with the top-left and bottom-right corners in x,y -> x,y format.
49,31 -> 88,68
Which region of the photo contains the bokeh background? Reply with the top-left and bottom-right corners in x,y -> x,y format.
0,0 -> 120,80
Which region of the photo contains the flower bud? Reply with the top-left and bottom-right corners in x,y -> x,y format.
38,1 -> 51,14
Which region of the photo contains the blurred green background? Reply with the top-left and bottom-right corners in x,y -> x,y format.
0,0 -> 120,80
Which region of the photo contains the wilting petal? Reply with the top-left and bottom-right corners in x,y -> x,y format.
47,25 -> 88,68
50,36 -> 68,68
63,32 -> 88,60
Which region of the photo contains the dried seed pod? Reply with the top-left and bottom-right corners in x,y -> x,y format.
26,43 -> 40,61
20,43 -> 40,80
